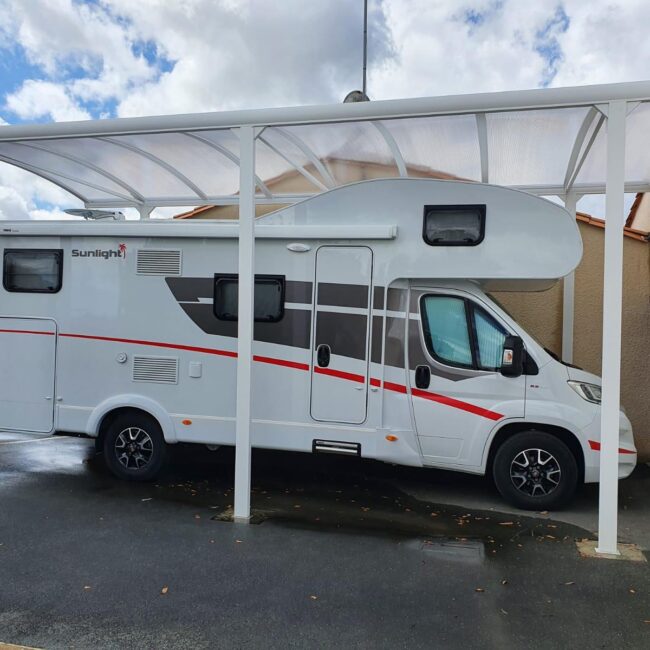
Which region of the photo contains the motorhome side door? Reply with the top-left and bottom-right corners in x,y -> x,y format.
310,246 -> 372,424
0,317 -> 57,433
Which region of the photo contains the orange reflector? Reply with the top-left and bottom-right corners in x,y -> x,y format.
182,419 -> 192,426
385,435 -> 398,442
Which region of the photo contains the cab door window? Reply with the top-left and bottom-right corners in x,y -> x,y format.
420,296 -> 473,367
420,294 -> 508,371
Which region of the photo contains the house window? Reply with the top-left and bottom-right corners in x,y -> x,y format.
3,249 -> 63,293
213,274 -> 285,322
423,205 -> 486,246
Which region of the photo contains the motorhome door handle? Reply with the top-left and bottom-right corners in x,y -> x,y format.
415,365 -> 431,389
45,396 -> 52,400
316,344 -> 331,368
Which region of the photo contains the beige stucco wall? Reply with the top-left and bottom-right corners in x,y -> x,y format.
495,221 -> 650,461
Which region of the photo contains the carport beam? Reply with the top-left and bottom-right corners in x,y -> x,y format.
596,100 -> 627,555
233,125 -> 256,523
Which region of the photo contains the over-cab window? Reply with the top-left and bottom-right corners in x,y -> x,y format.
3,249 -> 63,293
213,274 -> 285,322
420,295 -> 507,371
423,205 -> 485,246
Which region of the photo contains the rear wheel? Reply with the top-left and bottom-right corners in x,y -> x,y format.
103,412 -> 166,481
492,431 -> 578,510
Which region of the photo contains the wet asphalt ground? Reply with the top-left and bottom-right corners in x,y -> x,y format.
0,432 -> 649,649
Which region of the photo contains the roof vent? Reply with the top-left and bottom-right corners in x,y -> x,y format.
136,249 -> 182,276
132,356 -> 179,384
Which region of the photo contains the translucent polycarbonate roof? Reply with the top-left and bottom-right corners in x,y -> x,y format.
1,81 -> 650,209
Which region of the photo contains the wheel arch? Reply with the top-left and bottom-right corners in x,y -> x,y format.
88,395 -> 177,448
486,421 -> 585,484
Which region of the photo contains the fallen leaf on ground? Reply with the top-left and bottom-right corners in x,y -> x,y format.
430,513 -> 439,517
629,589 -> 636,594
475,588 -> 485,593
161,586 -> 169,595
564,582 -> 575,586
310,595 -> 318,600
83,586 -> 91,591
194,515 -> 200,519
501,580 -> 508,585
141,498 -> 152,502
499,522 -> 514,526
235,540 -> 243,543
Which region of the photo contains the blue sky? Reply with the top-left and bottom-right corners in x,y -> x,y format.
0,0 -> 648,219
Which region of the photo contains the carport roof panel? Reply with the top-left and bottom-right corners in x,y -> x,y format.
1,80 -> 650,208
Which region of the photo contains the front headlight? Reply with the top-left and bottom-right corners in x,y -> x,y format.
568,380 -> 602,404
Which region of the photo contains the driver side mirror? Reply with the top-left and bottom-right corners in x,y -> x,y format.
501,335 -> 524,378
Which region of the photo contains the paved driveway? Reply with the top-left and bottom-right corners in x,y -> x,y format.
0,433 -> 648,649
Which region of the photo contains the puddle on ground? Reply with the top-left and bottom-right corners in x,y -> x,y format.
2,435 -> 595,559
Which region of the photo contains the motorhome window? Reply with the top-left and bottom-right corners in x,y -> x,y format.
213,274 -> 284,322
422,205 -> 485,246
420,296 -> 473,368
471,306 -> 508,371
3,249 -> 63,293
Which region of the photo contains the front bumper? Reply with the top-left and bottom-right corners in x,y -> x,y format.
583,411 -> 637,483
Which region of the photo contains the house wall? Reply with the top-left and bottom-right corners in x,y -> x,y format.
495,220 -> 650,461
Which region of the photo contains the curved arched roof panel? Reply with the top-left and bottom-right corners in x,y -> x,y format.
1,81 -> 650,209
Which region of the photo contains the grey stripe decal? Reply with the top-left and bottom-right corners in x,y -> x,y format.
317,282 -> 369,309
384,316 -> 405,368
179,303 -> 312,349
315,311 -> 368,361
285,280 -> 313,304
166,277 -> 212,302
167,277 -> 314,305
387,287 -> 407,312
371,316 -> 383,364
373,286 -> 385,310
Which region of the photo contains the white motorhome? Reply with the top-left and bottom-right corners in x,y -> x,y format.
0,179 -> 636,509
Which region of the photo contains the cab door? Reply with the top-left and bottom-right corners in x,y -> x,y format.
0,317 -> 57,433
409,291 -> 525,467
310,246 -> 372,424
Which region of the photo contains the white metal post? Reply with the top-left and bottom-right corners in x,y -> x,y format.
561,193 -> 577,363
233,125 -> 256,523
596,100 -> 627,555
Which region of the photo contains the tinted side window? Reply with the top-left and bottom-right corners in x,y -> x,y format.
423,205 -> 485,246
473,306 -> 508,370
420,295 -> 473,368
3,249 -> 63,293
214,274 -> 284,322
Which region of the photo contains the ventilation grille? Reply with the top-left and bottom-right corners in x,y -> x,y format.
136,249 -> 182,276
132,356 -> 179,384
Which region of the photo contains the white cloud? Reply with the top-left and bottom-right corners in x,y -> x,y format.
5,80 -> 91,121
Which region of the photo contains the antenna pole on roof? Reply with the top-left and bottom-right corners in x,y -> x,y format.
362,0 -> 368,97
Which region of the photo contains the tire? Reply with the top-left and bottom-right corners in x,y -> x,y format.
492,431 -> 579,510
103,412 -> 166,482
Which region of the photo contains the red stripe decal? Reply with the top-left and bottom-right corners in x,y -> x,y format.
2,328 -> 503,422
383,380 -> 408,394
0,328 -> 54,336
314,366 -> 365,384
411,387 -> 503,421
588,440 -> 636,455
60,333 -> 238,358
253,355 -> 310,371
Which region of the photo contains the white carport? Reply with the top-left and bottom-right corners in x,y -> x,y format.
2,80 -> 649,553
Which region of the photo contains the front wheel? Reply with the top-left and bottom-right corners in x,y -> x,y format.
103,412 -> 166,481
492,431 -> 578,510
